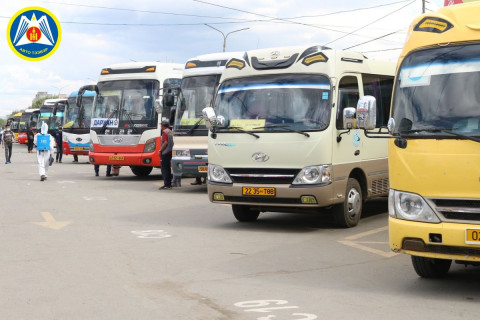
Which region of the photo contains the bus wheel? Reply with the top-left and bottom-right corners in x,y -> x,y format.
232,205 -> 260,222
130,166 -> 153,177
333,178 -> 363,228
411,256 -> 451,278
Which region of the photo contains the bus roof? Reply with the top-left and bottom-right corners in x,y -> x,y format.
219,45 -> 395,83
43,98 -> 67,106
183,52 -> 244,77
400,2 -> 480,60
98,61 -> 184,82
13,112 -> 22,117
68,90 -> 95,98
23,108 -> 39,114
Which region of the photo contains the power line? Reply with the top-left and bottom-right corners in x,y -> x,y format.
361,47 -> 403,53
343,29 -> 403,50
325,0 -> 416,46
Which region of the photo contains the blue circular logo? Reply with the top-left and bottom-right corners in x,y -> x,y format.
7,7 -> 61,61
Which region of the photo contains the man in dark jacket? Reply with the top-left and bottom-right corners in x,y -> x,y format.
27,125 -> 35,153
54,125 -> 63,163
2,125 -> 15,164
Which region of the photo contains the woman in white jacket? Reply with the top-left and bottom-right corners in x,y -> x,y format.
34,122 -> 56,181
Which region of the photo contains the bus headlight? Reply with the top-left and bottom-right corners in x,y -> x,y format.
292,165 -> 332,185
173,149 -> 190,159
389,189 -> 440,223
144,138 -> 156,153
89,140 -> 94,152
63,135 -> 68,142
208,164 -> 232,183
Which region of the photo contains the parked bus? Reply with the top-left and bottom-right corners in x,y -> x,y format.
202,45 -> 395,227
63,90 -> 95,158
172,52 -> 243,186
17,109 -> 39,144
39,98 -> 67,134
78,62 -> 183,176
8,112 -> 22,140
357,3 -> 480,277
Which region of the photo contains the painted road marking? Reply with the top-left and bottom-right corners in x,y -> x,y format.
82,196 -> 107,201
131,230 -> 172,239
337,226 -> 399,258
235,300 -> 317,319
57,180 -> 75,184
33,212 -> 71,230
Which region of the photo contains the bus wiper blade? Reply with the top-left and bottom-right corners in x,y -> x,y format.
254,124 -> 310,137
226,126 -> 260,139
122,110 -> 139,133
100,109 -> 118,134
186,118 -> 204,136
401,127 -> 480,143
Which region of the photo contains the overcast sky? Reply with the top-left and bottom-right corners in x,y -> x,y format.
0,0 -> 445,118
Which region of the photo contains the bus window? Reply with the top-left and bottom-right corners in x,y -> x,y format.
336,76 -> 359,129
362,74 -> 394,128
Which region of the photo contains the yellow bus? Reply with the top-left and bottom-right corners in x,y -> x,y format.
358,3 -> 480,277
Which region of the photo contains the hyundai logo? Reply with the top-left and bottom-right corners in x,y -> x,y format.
112,137 -> 123,144
76,137 -> 82,142
270,51 -> 280,59
252,152 -> 269,162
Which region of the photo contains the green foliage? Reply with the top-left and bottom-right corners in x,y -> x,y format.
31,94 -> 59,110
0,118 -> 6,128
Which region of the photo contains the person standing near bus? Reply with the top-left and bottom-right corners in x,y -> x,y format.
159,120 -> 174,190
2,124 -> 15,164
27,125 -> 35,153
54,125 -> 63,163
34,122 -> 55,181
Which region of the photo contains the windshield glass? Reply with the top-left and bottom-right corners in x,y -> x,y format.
66,96 -> 94,128
174,75 -> 220,135
214,74 -> 331,132
19,114 -> 30,131
392,43 -> 480,137
92,80 -> 159,131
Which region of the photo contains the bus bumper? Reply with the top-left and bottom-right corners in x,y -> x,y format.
389,216 -> 480,262
89,151 -> 160,166
207,182 -> 337,212
63,142 -> 89,156
172,159 -> 208,178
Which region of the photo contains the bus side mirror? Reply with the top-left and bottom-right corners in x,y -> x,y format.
77,84 -> 98,108
356,95 -> 376,130
342,107 -> 356,130
202,106 -> 217,131
155,98 -> 162,114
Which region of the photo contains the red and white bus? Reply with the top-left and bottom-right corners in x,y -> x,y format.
78,62 -> 183,176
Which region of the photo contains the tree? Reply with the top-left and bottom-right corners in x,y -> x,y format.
31,94 -> 59,109
0,118 -> 6,128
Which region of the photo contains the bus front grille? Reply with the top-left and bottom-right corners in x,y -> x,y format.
431,199 -> 480,222
226,168 -> 300,184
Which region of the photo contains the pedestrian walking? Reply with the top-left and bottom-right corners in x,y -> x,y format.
2,124 -> 15,164
159,120 -> 174,189
94,164 -> 112,177
54,125 -> 63,163
27,125 -> 35,153
34,122 -> 55,181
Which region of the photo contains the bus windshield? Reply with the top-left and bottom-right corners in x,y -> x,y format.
214,74 -> 332,132
19,113 -> 29,131
92,80 -> 159,131
174,75 -> 220,134
392,43 -> 480,137
66,95 -> 94,129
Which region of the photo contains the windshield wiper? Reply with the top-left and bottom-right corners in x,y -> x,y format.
401,127 -> 480,143
253,124 -> 310,137
100,109 -> 118,134
186,118 -> 204,136
225,126 -> 259,139
122,110 -> 139,134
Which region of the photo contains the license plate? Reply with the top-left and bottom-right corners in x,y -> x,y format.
73,147 -> 85,151
466,229 -> 480,244
242,187 -> 276,197
109,155 -> 124,161
198,166 -> 208,172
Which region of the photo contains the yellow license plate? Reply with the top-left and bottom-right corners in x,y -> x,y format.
242,187 -> 276,197
109,155 -> 124,161
466,229 -> 480,244
73,147 -> 85,151
198,166 -> 208,172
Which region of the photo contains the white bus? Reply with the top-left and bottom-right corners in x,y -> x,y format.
203,45 -> 395,227
172,52 -> 243,185
78,62 -> 183,176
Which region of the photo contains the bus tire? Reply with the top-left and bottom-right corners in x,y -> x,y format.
232,205 -> 260,222
130,166 -> 153,177
411,256 -> 451,278
333,178 -> 363,228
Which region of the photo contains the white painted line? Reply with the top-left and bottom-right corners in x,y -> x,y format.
82,196 -> 108,201
131,230 -> 172,239
57,180 -> 75,184
337,226 -> 399,259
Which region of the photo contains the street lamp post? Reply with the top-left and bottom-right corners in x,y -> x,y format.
51,85 -> 68,97
204,24 -> 250,52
